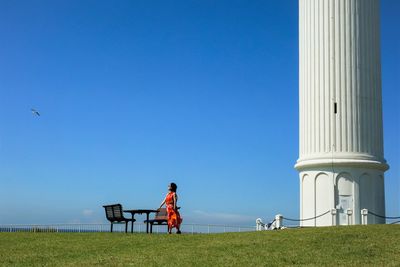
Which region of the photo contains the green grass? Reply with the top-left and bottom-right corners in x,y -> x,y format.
0,225 -> 399,266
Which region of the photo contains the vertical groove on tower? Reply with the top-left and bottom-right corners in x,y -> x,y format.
374,0 -> 380,156
345,0 -> 351,153
360,0 -> 366,155
350,0 -> 357,153
300,0 -> 303,156
340,0 -> 345,153
355,0 -> 360,153
314,1 -> 321,155
334,0 -> 338,152
311,0 -> 315,154
369,0 -> 373,154
323,0 -> 329,153
330,0 -> 334,155
377,0 -> 384,158
374,0 -> 379,156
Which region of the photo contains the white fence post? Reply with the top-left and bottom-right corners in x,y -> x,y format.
361,209 -> 368,225
256,218 -> 263,231
331,209 -> 337,226
346,209 -> 353,225
275,214 -> 283,229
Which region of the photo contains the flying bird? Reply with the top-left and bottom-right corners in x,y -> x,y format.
31,108 -> 40,116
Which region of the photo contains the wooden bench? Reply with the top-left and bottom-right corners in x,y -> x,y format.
103,204 -> 136,233
144,208 -> 168,233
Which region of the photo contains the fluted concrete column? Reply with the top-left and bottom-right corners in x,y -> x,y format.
296,0 -> 388,226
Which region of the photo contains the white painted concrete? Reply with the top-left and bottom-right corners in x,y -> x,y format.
296,0 -> 388,226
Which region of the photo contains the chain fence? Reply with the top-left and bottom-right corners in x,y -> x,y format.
367,211 -> 400,220
282,210 -> 331,222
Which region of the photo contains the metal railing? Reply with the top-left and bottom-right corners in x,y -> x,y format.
0,223 -> 256,234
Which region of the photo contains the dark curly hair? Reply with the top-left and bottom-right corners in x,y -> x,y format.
169,182 -> 177,192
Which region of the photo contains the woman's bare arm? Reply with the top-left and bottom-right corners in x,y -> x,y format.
159,197 -> 166,209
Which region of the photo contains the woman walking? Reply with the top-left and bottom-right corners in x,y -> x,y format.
159,182 -> 182,234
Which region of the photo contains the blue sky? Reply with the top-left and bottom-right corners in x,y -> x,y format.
0,0 -> 398,226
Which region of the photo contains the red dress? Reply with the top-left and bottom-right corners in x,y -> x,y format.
165,192 -> 182,229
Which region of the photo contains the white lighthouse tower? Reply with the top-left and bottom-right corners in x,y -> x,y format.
296,0 -> 389,226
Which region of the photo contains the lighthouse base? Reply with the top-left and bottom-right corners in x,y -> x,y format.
298,166 -> 385,226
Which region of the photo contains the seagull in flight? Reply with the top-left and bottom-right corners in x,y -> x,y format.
31,108 -> 40,116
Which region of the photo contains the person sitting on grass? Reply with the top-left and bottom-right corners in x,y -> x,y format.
159,182 -> 182,234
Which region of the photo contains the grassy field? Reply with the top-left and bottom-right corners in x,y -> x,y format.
0,225 -> 399,266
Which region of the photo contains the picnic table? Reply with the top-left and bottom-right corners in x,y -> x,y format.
123,209 -> 158,233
